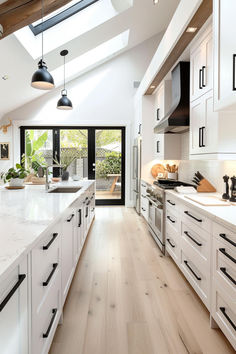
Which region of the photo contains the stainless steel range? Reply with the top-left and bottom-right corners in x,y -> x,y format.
146,179 -> 194,253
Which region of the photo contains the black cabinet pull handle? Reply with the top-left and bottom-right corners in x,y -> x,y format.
86,200 -> 91,206
167,238 -> 175,248
184,260 -> 201,281
199,69 -> 203,89
202,66 -> 206,87
43,263 -> 58,287
43,233 -> 58,250
199,127 -> 202,147
0,274 -> 26,312
43,308 -> 58,338
167,200 -> 175,206
167,215 -> 175,224
184,231 -> 202,246
233,54 -> 236,91
219,248 -> 236,264
85,207 -> 88,218
219,233 -> 236,247
220,307 -> 236,331
156,108 -> 160,121
157,141 -> 160,153
141,194 -> 146,198
184,211 -> 202,223
138,123 -> 142,135
78,209 -> 82,227
220,267 -> 236,285
67,214 -> 74,222
201,126 -> 205,147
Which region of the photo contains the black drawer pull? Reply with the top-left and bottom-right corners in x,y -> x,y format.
43,263 -> 58,287
184,260 -> 201,281
219,233 -> 236,247
184,211 -> 202,223
141,184 -> 146,188
0,274 -> 26,312
219,248 -> 236,264
141,194 -> 146,198
167,200 -> 175,206
184,231 -> 202,247
167,239 -> 175,248
43,308 -> 58,338
202,66 -> 206,87
141,207 -> 146,212
233,54 -> 236,91
220,267 -> 236,285
86,200 -> 91,206
167,216 -> 175,224
78,209 -> 82,227
43,233 -> 58,250
220,307 -> 236,331
85,207 -> 88,218
67,214 -> 74,222
199,69 -> 202,89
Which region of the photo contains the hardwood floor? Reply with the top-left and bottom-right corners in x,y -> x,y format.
50,207 -> 234,354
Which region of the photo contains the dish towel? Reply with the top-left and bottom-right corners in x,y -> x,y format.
174,186 -> 197,194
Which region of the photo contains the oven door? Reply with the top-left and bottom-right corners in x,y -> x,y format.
147,197 -> 164,251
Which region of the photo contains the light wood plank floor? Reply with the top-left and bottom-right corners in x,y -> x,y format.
50,207 -> 234,354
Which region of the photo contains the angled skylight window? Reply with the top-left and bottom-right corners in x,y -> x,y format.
52,30 -> 130,85
14,0 -> 133,59
29,0 -> 99,36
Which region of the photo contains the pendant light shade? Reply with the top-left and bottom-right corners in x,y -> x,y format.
31,0 -> 54,90
31,59 -> 54,90
57,89 -> 73,110
57,50 -> 73,110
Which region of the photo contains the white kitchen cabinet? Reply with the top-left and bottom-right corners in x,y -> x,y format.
190,26 -> 213,102
140,180 -> 149,221
153,80 -> 172,125
0,258 -> 28,354
213,0 -> 236,111
61,209 -> 76,306
190,90 -> 236,159
154,133 -> 181,160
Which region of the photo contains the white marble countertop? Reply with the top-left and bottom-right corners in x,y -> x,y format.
0,180 -> 94,282
166,190 -> 236,232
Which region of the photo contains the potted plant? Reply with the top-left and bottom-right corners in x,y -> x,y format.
1,164 -> 29,187
54,151 -> 78,181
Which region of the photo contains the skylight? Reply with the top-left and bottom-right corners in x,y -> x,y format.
14,0 -> 132,59
30,0 -> 99,36
52,30 -> 129,85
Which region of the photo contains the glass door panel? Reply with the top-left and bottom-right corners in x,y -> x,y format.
95,129 -> 122,201
59,129 -> 88,179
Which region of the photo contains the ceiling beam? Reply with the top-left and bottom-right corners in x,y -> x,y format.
145,0 -> 213,95
0,0 -> 73,39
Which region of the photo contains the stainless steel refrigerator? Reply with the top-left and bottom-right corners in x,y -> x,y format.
132,136 -> 142,214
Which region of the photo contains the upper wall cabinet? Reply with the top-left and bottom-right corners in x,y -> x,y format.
213,0 -> 236,111
190,26 -> 213,102
153,80 -> 172,125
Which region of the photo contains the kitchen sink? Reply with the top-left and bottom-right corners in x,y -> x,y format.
48,187 -> 81,193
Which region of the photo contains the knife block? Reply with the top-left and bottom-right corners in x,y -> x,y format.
197,178 -> 216,193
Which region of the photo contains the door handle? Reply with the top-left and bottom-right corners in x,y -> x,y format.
157,141 -> 160,153
233,54 -> 236,91
199,69 -> 203,89
202,66 -> 206,87
199,127 -> 202,147
156,108 -> 160,121
0,274 -> 26,312
201,126 -> 205,147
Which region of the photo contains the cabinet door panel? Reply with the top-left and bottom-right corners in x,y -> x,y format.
190,97 -> 203,154
190,46 -> 203,101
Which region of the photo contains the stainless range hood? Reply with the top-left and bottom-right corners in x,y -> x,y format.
154,61 -> 190,134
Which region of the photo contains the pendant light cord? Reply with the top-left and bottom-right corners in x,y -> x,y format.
64,55 -> 66,90
41,0 -> 44,61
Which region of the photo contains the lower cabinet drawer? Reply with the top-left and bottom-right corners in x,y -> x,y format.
32,269 -> 61,354
212,285 -> 236,351
181,205 -> 211,234
180,249 -> 210,309
166,224 -> 180,265
141,196 -> 148,220
166,208 -> 179,234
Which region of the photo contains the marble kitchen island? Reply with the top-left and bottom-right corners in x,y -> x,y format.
0,180 -> 95,354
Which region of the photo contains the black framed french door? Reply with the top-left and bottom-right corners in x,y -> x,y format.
20,126 -> 125,206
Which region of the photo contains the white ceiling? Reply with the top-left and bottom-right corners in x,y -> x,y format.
0,0 -> 180,120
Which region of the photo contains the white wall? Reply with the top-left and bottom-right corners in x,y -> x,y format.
0,34 -> 162,205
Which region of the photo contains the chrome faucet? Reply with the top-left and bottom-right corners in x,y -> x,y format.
45,164 -> 64,191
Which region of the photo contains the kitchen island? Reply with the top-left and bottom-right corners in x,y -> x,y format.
0,180 -> 95,354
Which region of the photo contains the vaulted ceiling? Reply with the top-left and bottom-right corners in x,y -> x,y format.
0,0 -> 180,119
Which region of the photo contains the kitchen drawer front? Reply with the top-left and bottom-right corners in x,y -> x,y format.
212,285 -> 236,351
166,207 -> 180,234
141,181 -> 147,196
180,249 -> 210,309
32,269 -> 61,354
181,205 -> 211,233
165,196 -> 180,213
213,237 -> 236,299
32,224 -> 61,311
166,224 -> 180,265
181,221 -> 211,264
141,195 -> 148,220
213,222 -> 236,248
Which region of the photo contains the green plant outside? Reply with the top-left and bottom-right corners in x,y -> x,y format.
22,130 -> 48,173
96,152 -> 121,179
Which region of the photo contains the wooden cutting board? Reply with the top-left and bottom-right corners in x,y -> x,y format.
185,195 -> 231,206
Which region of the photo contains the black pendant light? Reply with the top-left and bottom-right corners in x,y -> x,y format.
31,0 -> 55,90
57,50 -> 73,110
